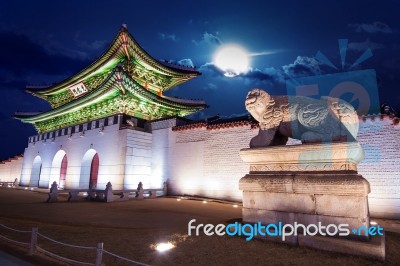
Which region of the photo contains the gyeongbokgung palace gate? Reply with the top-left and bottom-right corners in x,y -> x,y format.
6,25 -> 400,219
15,25 -> 207,190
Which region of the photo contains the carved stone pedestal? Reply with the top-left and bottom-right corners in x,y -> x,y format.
239,142 -> 385,260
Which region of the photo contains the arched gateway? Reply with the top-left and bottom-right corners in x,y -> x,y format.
80,149 -> 99,189
49,150 -> 68,189
29,155 -> 42,187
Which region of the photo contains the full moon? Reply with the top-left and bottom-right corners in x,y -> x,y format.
214,44 -> 249,77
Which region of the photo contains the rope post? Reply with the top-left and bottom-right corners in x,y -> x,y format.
30,227 -> 38,255
95,242 -> 103,266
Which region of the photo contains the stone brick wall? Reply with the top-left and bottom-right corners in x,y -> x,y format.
357,116 -> 400,218
3,114 -> 399,218
166,125 -> 258,201
0,156 -> 23,183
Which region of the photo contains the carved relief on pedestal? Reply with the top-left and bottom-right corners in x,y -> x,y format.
249,163 -> 357,172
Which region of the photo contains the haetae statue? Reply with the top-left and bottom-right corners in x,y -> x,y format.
245,89 -> 359,147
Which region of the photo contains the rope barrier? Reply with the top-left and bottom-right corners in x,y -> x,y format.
37,233 -> 96,250
0,224 -> 31,233
103,249 -> 151,266
36,246 -> 95,266
0,234 -> 29,246
0,223 -> 149,266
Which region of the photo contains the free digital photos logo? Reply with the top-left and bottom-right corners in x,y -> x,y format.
188,219 -> 384,241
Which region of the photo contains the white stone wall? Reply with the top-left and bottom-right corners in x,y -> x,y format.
158,123 -> 258,201
4,114 -> 400,219
358,116 -> 400,219
124,130 -> 153,189
0,156 -> 23,183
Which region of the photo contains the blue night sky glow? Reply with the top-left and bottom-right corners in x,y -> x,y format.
0,0 -> 399,159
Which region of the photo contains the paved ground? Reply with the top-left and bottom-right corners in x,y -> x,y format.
0,188 -> 241,230
0,250 -> 32,266
0,188 -> 399,266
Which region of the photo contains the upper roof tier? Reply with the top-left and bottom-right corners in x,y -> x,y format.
17,67 -> 207,133
27,25 -> 201,108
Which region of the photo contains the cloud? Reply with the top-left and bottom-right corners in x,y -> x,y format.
192,32 -> 222,46
187,110 -> 208,120
243,68 -> 277,82
199,56 -> 325,86
203,82 -> 218,90
348,39 -> 385,51
282,56 -> 322,77
0,23 -> 98,60
0,30 -> 91,89
199,62 -> 225,77
198,63 -> 280,89
249,49 -> 285,56
177,58 -> 194,67
74,32 -> 108,51
220,112 -> 250,119
348,22 -> 392,34
158,32 -> 177,42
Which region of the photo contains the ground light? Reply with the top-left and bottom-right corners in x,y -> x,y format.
202,200 -> 207,204
155,242 -> 175,252
233,204 -> 238,208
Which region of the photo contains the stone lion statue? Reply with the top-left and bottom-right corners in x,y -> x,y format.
245,89 -> 359,147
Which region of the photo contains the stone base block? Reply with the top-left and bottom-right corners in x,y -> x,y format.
239,143 -> 385,260
298,233 -> 385,261
243,208 -> 370,238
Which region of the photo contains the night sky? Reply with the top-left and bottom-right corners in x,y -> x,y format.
0,0 -> 399,160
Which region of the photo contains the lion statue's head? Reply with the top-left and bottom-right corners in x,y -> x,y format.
245,89 -> 283,130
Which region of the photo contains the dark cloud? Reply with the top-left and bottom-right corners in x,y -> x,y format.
73,32 -> 108,51
242,68 -> 277,82
282,56 -> 323,77
199,62 -> 225,77
199,56 -> 325,85
0,30 -> 91,88
348,22 -> 393,34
